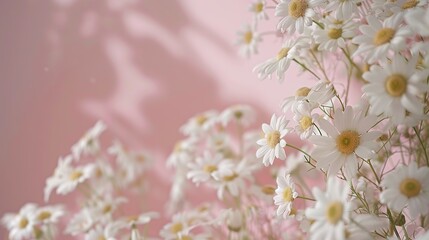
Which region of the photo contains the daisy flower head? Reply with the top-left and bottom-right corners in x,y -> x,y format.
211,159 -> 253,199
2,203 -> 37,240
362,55 -> 429,124
249,0 -> 269,22
380,162 -> 429,218
236,24 -> 262,58
305,176 -> 355,240
281,86 -> 312,112
71,121 -> 106,160
33,205 -> 64,225
253,39 -> 304,82
313,16 -> 358,52
352,13 -> 413,64
274,173 -> 298,218
180,110 -> 218,137
186,151 -> 222,185
405,7 -> 429,37
275,0 -> 324,34
256,114 -> 290,166
310,106 -> 381,179
293,101 -> 318,139
220,104 -> 256,127
306,80 -> 336,106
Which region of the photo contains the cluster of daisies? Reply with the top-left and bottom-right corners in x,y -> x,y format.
2,122 -> 159,240
236,0 -> 429,239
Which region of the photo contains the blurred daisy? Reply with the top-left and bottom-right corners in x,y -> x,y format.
313,16 -> 358,52
275,0 -> 324,34
281,86 -> 312,112
212,159 -> 254,199
180,110 -> 218,137
34,205 -> 64,225
2,203 -> 37,240
253,39 -> 304,81
219,104 -> 255,127
274,173 -> 298,218
186,151 -> 222,184
310,106 -> 381,179
305,177 -> 354,240
352,14 -> 412,64
249,0 -> 269,22
256,114 -> 290,166
362,55 -> 429,124
84,221 -> 125,240
236,24 -> 262,58
380,162 -> 429,218
71,121 -> 106,160
160,212 -> 192,239
167,138 -> 197,167
292,101 -> 318,139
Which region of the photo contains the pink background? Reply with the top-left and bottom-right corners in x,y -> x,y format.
0,0 -> 337,237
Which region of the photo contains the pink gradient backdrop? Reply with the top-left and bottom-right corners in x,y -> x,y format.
0,0 -> 362,237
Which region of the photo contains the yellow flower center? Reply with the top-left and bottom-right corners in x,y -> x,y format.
267,131 -> 281,148
288,0 -> 308,19
373,28 -> 395,46
69,170 -> 83,181
98,236 -> 106,240
195,115 -> 207,126
223,173 -> 239,182
299,116 -> 313,130
180,236 -> 193,240
254,2 -> 264,12
234,110 -> 244,119
102,204 -> 112,214
402,0 -> 418,9
203,165 -> 218,173
171,222 -> 183,234
328,28 -> 343,39
295,87 -> 311,97
336,130 -> 360,155
261,185 -> 276,195
325,201 -> 344,224
19,217 -> 29,229
37,211 -> 52,221
33,226 -> 43,238
400,178 -> 421,198
277,48 -> 290,60
173,142 -> 182,153
385,74 -> 407,97
283,187 -> 294,202
243,31 -> 253,44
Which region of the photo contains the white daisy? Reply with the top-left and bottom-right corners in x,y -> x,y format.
306,80 -> 336,107
352,13 -> 413,64
34,205 -> 64,225
2,203 -> 37,240
249,0 -> 269,22
362,55 -> 429,124
219,104 -> 256,127
313,16 -> 358,52
44,155 -> 95,201
71,121 -> 106,160
236,24 -> 262,58
160,212 -> 192,239
253,39 -> 304,82
380,162 -> 429,218
325,0 -> 362,20
281,86 -> 312,112
305,177 -> 355,240
186,151 -> 222,184
405,7 -> 429,37
310,106 -> 381,179
180,110 -> 218,137
275,0 -> 324,34
274,173 -> 298,218
65,208 -> 94,236
256,114 -> 290,166
84,221 -> 125,240
292,101 -> 318,139
167,137 -> 197,167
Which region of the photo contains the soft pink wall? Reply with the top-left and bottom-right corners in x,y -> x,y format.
0,0 -> 329,237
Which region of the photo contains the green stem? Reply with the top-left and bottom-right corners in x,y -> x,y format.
293,59 -> 321,80
413,127 -> 429,166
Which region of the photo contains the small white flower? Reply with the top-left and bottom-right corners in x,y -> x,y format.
187,151 -> 222,185
180,110 -> 218,137
224,208 -> 245,233
256,114 -> 290,166
352,13 -> 413,64
274,173 -> 298,218
44,155 -> 95,201
313,16 -> 358,52
380,162 -> 429,218
66,208 -> 94,236
1,203 -> 37,240
305,177 -> 355,240
253,39 -> 304,82
275,0 -> 324,34
71,121 -> 106,160
325,0 -> 361,20
34,205 -> 64,225
293,101 -> 318,139
219,104 -> 255,127
167,138 -> 197,167
160,212 -> 192,239
310,106 -> 381,179
84,221 -> 124,240
362,55 -> 429,124
405,7 -> 429,36
236,24 -> 262,58
212,159 -> 254,199
249,0 -> 269,22
306,80 -> 336,106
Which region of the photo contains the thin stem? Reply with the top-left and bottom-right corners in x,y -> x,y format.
285,143 -> 312,157
309,50 -> 329,81
387,208 -> 401,239
413,126 -> 429,166
293,59 -> 321,80
297,195 -> 316,201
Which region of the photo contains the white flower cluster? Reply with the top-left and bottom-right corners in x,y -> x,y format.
2,122 -> 158,240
